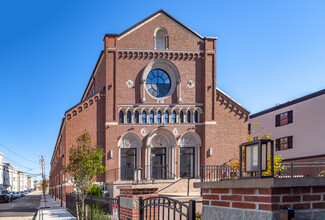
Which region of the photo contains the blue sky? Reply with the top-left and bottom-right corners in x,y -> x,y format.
1,0 -> 325,179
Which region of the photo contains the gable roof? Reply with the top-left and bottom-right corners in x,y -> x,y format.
112,9 -> 204,40
250,88 -> 325,118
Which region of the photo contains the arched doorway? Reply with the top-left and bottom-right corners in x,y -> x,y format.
178,132 -> 202,178
118,132 -> 142,181
146,128 -> 176,180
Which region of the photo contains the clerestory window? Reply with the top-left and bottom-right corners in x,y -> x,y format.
157,111 -> 162,123
172,111 -> 176,123
150,111 -> 154,123
127,111 -> 132,123
134,111 -> 139,123
142,111 -> 147,123
119,111 -> 124,123
165,111 -> 169,123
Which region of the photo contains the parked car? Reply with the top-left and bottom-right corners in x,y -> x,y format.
11,192 -> 16,199
16,192 -> 21,198
0,190 -> 12,203
10,191 -> 18,200
20,191 -> 25,197
9,191 -> 14,199
13,192 -> 20,199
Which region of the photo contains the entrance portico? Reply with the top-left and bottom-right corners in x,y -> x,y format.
146,128 -> 176,180
117,128 -> 202,181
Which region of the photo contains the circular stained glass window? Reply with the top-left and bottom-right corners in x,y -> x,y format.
146,69 -> 171,98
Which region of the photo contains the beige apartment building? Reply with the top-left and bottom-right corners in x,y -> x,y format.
249,89 -> 325,162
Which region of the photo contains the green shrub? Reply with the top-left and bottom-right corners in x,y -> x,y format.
88,184 -> 103,197
87,204 -> 112,220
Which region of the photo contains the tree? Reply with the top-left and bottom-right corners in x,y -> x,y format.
41,179 -> 48,207
227,121 -> 285,178
63,130 -> 105,220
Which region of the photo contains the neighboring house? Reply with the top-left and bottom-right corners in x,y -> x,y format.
0,153 -> 19,191
3,163 -> 11,190
10,166 -> 18,192
49,9 -> 249,202
249,89 -> 325,162
18,171 -> 28,191
28,176 -> 35,190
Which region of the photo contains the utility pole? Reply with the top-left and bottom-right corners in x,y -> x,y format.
40,155 -> 45,180
40,155 -> 47,206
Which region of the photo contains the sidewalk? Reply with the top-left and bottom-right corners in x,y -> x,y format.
36,194 -> 76,220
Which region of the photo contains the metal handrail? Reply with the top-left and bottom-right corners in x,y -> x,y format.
105,164 -> 177,182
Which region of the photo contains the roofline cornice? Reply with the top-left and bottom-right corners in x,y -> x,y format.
250,88 -> 325,118
216,88 -> 250,114
80,50 -> 104,101
105,9 -> 205,41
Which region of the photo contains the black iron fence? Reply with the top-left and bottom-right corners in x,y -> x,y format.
201,162 -> 325,182
66,193 -> 119,219
201,165 -> 238,182
279,162 -> 325,178
139,196 -> 196,220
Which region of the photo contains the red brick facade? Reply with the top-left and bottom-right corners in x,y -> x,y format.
202,187 -> 325,211
195,178 -> 325,219
49,10 -> 249,201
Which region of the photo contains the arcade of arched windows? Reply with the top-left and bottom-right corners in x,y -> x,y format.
118,107 -> 203,124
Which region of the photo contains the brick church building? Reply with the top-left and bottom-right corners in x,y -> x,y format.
49,10 -> 249,202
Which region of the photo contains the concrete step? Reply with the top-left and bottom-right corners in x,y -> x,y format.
158,193 -> 201,200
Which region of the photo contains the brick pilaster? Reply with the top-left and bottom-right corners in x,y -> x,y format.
119,186 -> 158,220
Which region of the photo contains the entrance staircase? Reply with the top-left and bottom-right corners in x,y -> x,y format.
158,178 -> 201,196
158,178 -> 202,214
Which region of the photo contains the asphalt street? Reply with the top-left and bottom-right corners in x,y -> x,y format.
0,192 -> 41,219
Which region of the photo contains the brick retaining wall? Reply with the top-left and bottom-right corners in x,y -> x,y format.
195,177 -> 325,219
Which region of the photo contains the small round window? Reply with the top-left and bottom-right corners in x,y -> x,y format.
146,69 -> 171,98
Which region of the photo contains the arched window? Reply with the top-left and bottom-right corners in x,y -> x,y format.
134,111 -> 139,123
172,111 -> 176,123
180,111 -> 184,123
194,110 -> 199,123
187,111 -> 191,123
119,111 -> 124,123
155,28 -> 167,50
127,111 -> 132,123
157,111 -> 162,123
150,110 -> 154,123
165,111 -> 169,123
142,111 -> 147,123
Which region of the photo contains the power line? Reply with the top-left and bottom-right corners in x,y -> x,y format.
0,143 -> 39,164
0,165 -> 41,175
3,156 -> 34,170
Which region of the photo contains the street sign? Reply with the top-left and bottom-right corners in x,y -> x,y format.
112,204 -> 118,220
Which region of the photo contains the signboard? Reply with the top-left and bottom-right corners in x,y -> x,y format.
112,204 -> 118,220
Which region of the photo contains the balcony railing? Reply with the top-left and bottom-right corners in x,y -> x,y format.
105,165 -> 176,182
201,161 -> 325,182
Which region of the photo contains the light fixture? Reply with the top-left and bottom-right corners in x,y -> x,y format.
108,150 -> 113,159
